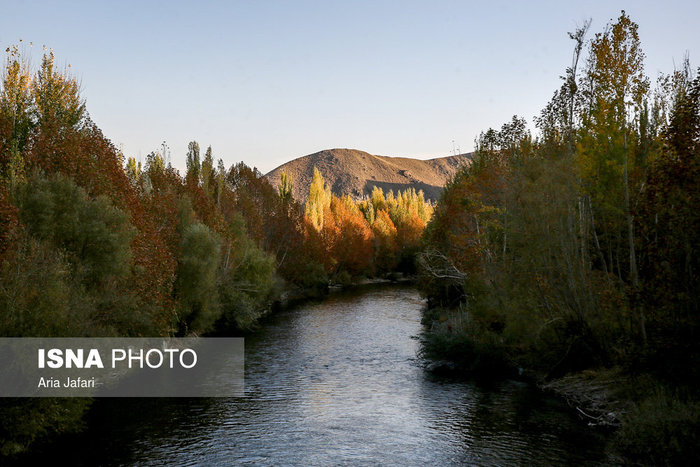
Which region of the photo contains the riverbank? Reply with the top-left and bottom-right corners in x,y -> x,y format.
540,368 -> 628,428
274,273 -> 416,310
420,306 -> 700,465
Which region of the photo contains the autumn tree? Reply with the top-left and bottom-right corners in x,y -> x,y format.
305,167 -> 331,231
0,44 -> 32,183
371,208 -> 398,272
322,196 -> 373,277
125,156 -> 141,183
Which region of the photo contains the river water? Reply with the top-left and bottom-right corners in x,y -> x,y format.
32,284 -> 610,465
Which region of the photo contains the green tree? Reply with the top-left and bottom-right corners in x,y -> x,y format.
31,48 -> 85,129
278,170 -> 293,202
217,214 -> 276,330
215,158 -> 226,207
185,140 -> 200,185
201,145 -> 214,197
175,222 -> 221,334
15,172 -> 135,285
578,11 -> 650,341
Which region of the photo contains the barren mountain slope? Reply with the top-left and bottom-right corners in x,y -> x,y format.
265,148 -> 471,203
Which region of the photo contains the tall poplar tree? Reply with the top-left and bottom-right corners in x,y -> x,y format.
305,167 -> 331,231
185,141 -> 200,185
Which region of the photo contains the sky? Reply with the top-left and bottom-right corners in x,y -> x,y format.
2,1 -> 698,174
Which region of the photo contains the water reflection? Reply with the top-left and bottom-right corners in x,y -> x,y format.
24,285 -> 610,466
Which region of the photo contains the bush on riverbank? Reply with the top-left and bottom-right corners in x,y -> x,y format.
421,305 -> 511,376
616,387 -> 700,465
0,398 -> 91,457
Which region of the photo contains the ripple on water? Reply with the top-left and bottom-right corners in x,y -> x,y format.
28,285 -> 611,466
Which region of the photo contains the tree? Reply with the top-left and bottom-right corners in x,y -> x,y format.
637,67 -> 700,376
125,157 -> 141,183
217,213 -> 276,330
175,222 -> 221,335
185,141 -> 200,185
370,186 -> 387,212
215,158 -> 226,207
0,44 -> 33,183
278,171 -> 293,202
372,208 -> 398,272
305,167 -> 331,231
200,145 -> 214,198
578,11 -> 650,341
15,172 -> 135,285
31,48 -> 85,130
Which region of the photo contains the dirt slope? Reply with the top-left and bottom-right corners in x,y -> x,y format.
265,148 -> 471,203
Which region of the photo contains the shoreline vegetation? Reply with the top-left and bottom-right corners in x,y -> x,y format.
417,12 -> 699,465
0,10 -> 698,465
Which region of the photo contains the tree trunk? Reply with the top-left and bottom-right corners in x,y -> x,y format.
624,138 -> 647,344
587,196 -> 610,279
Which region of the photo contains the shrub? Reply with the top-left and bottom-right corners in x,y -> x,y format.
616,389 -> 700,465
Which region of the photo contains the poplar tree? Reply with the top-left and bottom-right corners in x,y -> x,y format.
201,145 -> 214,197
578,11 -> 650,340
185,141 -> 200,185
305,167 -> 331,231
278,171 -> 293,202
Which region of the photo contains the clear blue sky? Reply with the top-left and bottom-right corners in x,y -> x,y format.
2,1 -> 698,174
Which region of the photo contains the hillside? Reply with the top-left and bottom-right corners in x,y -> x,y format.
265,148 -> 471,203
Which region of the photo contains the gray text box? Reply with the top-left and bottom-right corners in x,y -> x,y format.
0,338 -> 244,397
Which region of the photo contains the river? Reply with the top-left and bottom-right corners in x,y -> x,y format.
28,284 -> 611,465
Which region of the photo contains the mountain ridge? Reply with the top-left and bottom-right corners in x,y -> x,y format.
265,148 -> 471,203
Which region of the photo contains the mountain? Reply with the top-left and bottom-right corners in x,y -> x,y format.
265,148 -> 471,203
